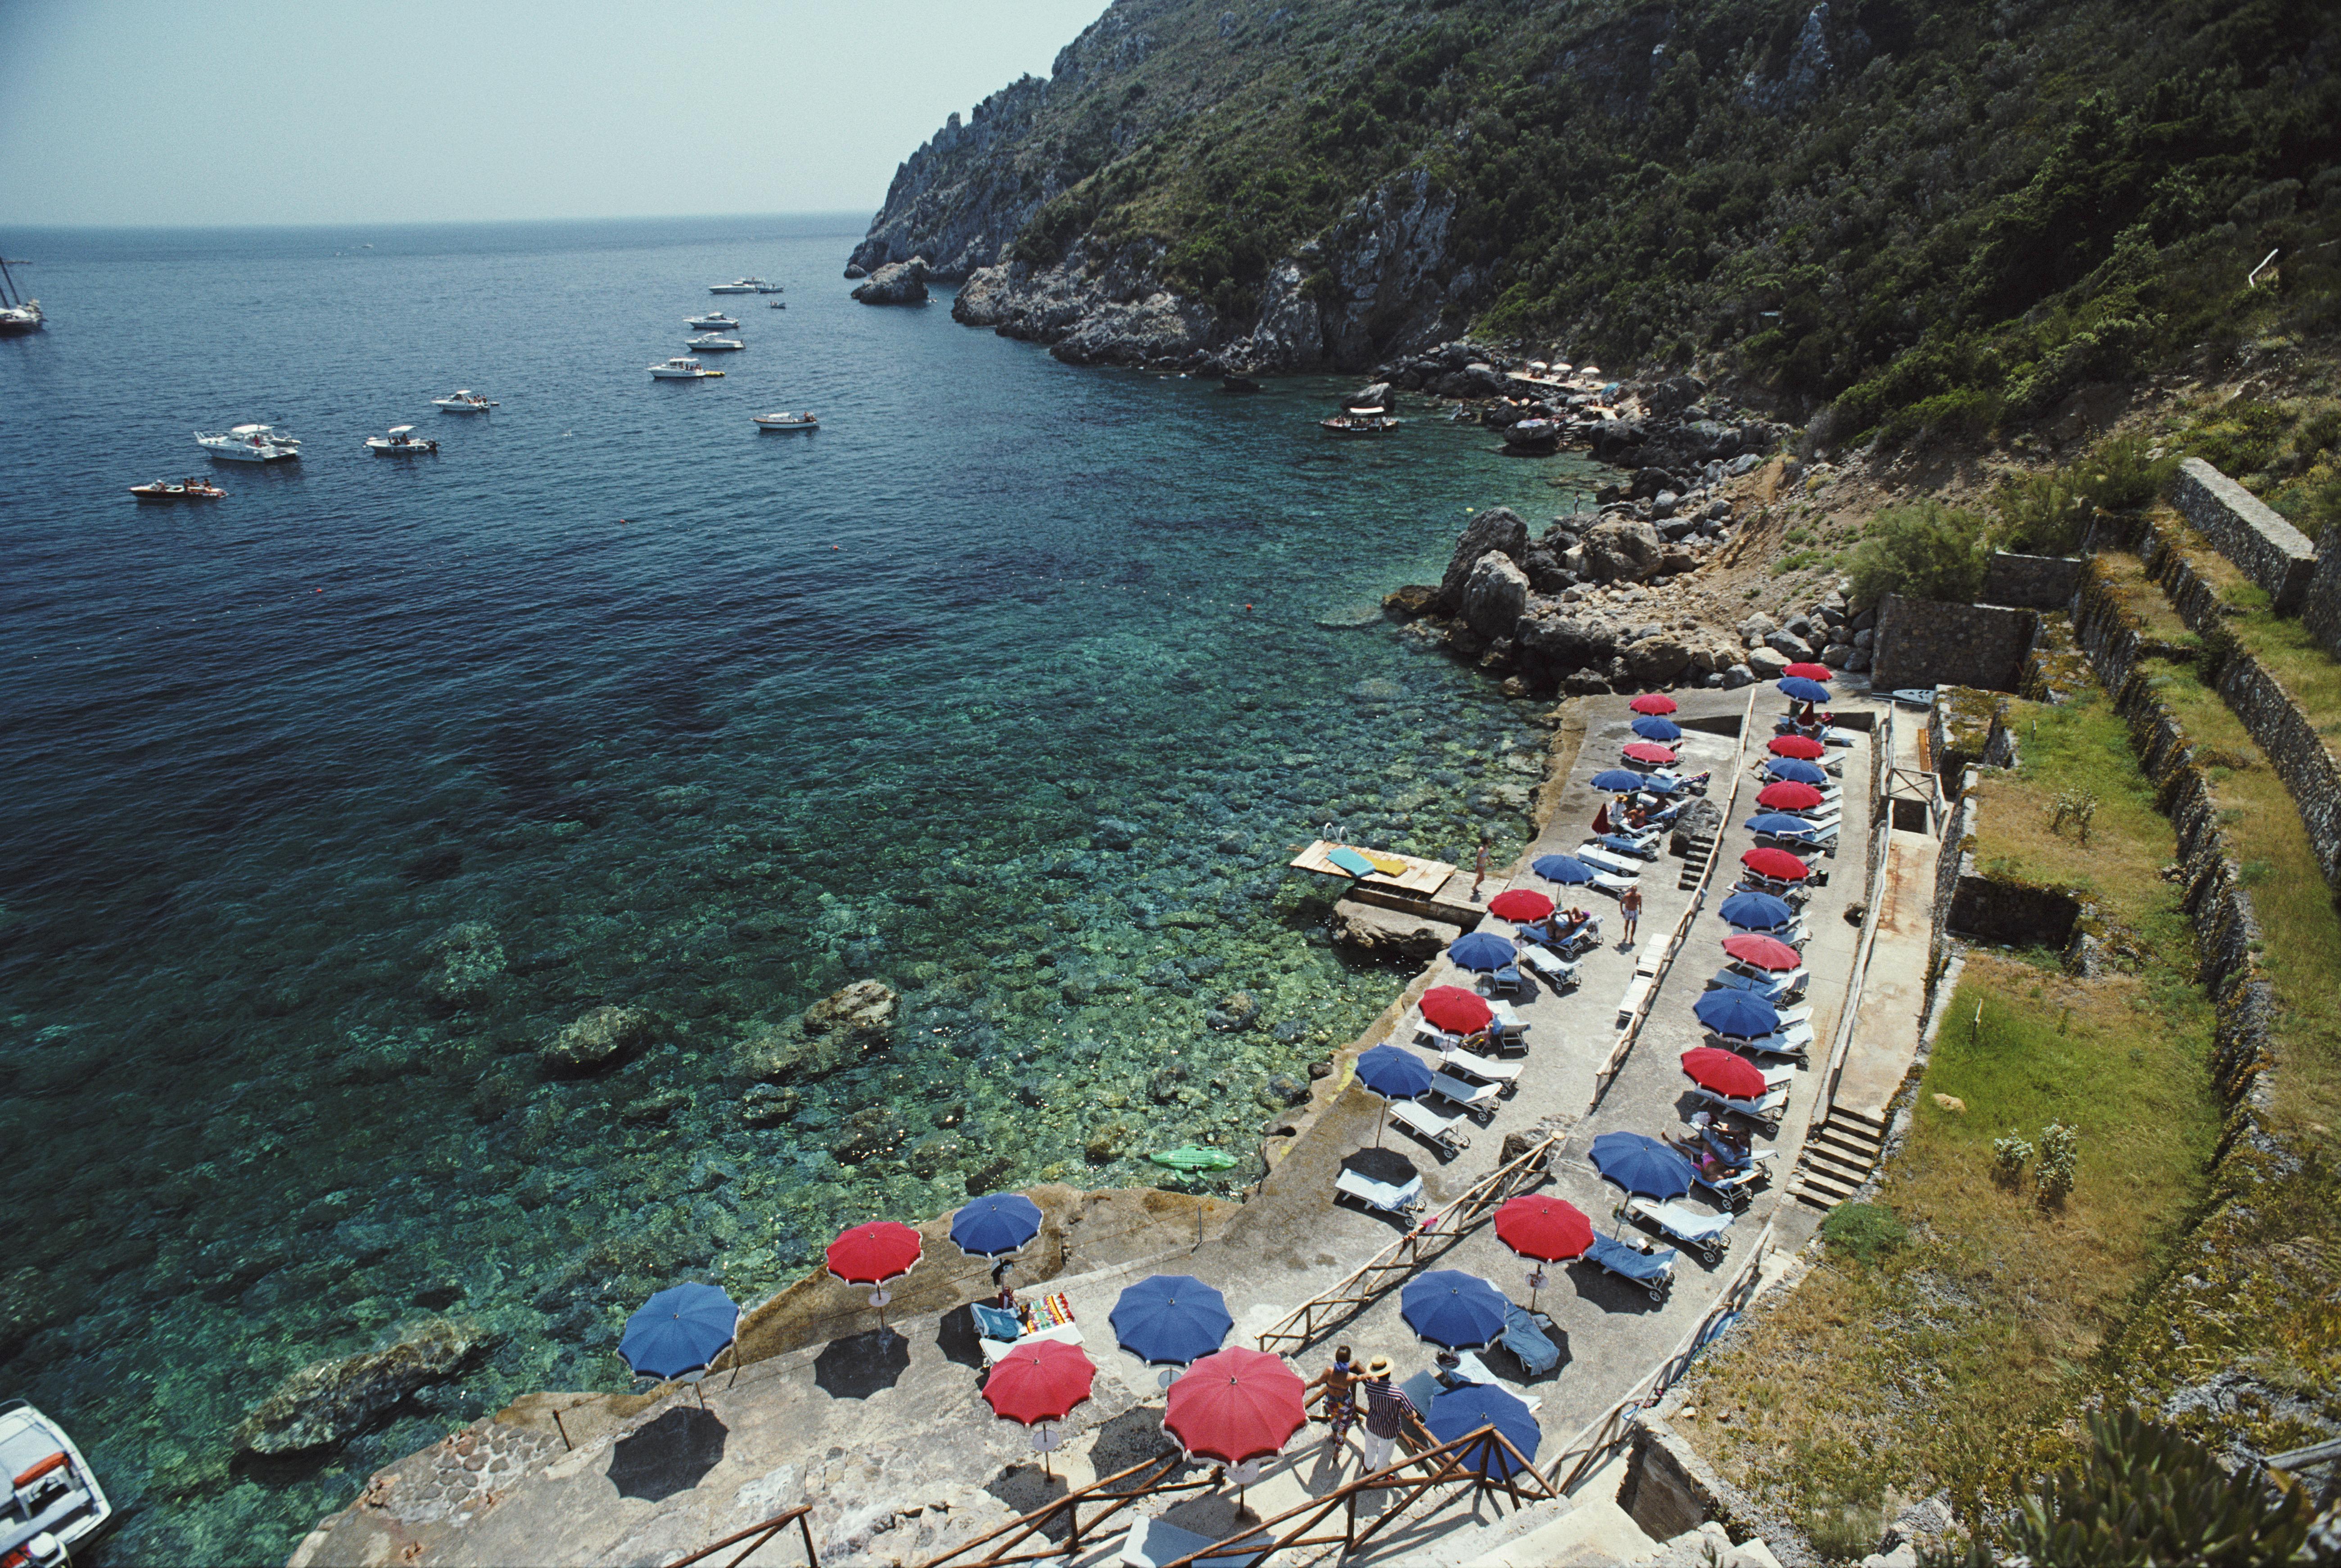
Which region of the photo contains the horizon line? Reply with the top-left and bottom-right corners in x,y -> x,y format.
0,209 -> 877,235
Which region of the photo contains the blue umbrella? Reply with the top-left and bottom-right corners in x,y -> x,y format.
1630,715 -> 1684,742
1778,676 -> 1832,703
1587,1131 -> 1695,1199
1448,932 -> 1517,971
1590,770 -> 1648,793
1747,813 -> 1821,838
1356,1043 -> 1436,1100
1110,1275 -> 1232,1365
1399,1271 -> 1509,1348
619,1281 -> 740,1379
1532,854 -> 1596,885
951,1193 -> 1044,1258
1425,1384 -> 1542,1479
1695,990 -> 1781,1039
1719,891 -> 1796,930
1763,757 -> 1829,785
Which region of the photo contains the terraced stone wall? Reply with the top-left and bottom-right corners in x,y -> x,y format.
2168,458 -> 2318,613
1979,551 -> 2087,610
2137,523 -> 2341,892
1872,596 -> 2036,694
2304,543 -> 2341,660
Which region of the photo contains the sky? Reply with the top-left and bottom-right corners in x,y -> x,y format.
0,0 -> 1109,228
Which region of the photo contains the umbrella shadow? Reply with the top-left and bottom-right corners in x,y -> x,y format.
985,1464 -> 1071,1542
813,1327 -> 911,1399
1089,1406 -> 1198,1482
1338,1149 -> 1432,1226
1564,1261 -> 1673,1316
606,1406 -> 728,1503
936,1304 -> 985,1370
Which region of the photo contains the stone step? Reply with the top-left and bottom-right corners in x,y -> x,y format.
1831,1106 -> 1889,1134
1812,1123 -> 1883,1161
1791,1167 -> 1859,1208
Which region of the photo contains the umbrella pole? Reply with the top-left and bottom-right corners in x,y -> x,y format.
1375,1101 -> 1386,1149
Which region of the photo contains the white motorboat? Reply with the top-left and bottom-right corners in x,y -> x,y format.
0,254 -> 40,334
708,277 -> 781,294
686,333 -> 744,351
366,424 -> 438,455
433,390 -> 497,413
195,424 -> 301,462
0,1401 -> 113,1567
651,356 -> 721,379
754,411 -> 818,430
684,312 -> 739,330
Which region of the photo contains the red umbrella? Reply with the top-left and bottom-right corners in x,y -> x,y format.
983,1338 -> 1097,1425
1494,1196 -> 1594,1262
1486,889 -> 1555,924
826,1221 -> 923,1285
1722,933 -> 1803,972
1164,1347 -> 1307,1464
1682,1047 -> 1767,1099
1622,741 -> 1678,766
1741,847 -> 1811,882
1627,694 -> 1678,716
1756,781 -> 1825,811
1768,734 -> 1826,760
1782,662 -> 1832,681
1421,985 -> 1494,1033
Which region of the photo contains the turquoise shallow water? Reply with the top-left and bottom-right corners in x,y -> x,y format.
0,216 -> 1599,1560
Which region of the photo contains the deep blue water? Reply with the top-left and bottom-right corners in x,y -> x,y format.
0,215 -> 1598,1561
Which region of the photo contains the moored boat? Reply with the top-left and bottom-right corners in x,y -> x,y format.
0,1400 -> 113,1566
432,390 -> 496,413
0,252 -> 40,334
195,424 -> 301,462
753,411 -> 818,430
130,477 -> 227,501
1320,410 -> 1401,436
709,277 -> 781,294
366,425 -> 439,455
651,356 -> 721,379
686,333 -> 745,351
684,312 -> 739,331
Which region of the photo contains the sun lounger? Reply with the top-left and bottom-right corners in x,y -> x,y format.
1617,974 -> 1655,1026
1735,876 -> 1812,906
1518,945 -> 1582,991
1708,966 -> 1807,1002
1755,825 -> 1838,856
1500,1303 -> 1561,1376
1620,1198 -> 1734,1265
1579,1233 -> 1676,1302
1414,1021 -> 1470,1053
1475,964 -> 1527,1000
1679,1145 -> 1775,1210
1686,1081 -> 1792,1135
1712,1019 -> 1817,1063
1575,846 -> 1645,878
1429,1070 -> 1506,1121
1520,917 -> 1600,958
1485,999 -> 1533,1046
1590,870 -> 1641,898
981,1320 -> 1085,1363
972,1302 -> 1023,1341
1335,1168 -> 1425,1216
1121,1515 -> 1273,1568
1587,832 -> 1661,861
1439,1046 -> 1523,1086
1391,1098 -> 1470,1155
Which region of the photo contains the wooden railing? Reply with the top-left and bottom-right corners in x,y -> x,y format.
1252,1131 -> 1564,1356
665,1502 -> 818,1568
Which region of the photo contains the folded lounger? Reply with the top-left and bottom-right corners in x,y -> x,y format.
1500,1302 -> 1562,1376
1621,1197 -> 1734,1265
1439,1046 -> 1524,1086
1579,1233 -> 1676,1302
1335,1168 -> 1426,1216
1429,1069 -> 1506,1121
1390,1098 -> 1471,1155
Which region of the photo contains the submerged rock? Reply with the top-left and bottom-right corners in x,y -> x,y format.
741,981 -> 899,1082
419,922 -> 505,1008
235,1318 -> 482,1455
541,1004 -> 651,1070
803,978 -> 899,1043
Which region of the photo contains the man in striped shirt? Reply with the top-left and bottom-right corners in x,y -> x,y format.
1358,1355 -> 1417,1473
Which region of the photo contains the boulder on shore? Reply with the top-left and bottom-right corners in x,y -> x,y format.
851,258 -> 931,305
843,263 -> 868,279
1383,584 -> 1440,622
1329,901 -> 1460,960
1434,507 -> 1530,613
1577,519 -> 1664,583
235,1319 -> 482,1455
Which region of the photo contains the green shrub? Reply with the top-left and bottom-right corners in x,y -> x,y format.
1819,1201 -> 1908,1264
2034,1121 -> 2080,1204
2011,1408 -> 2317,1565
1847,501 -> 1993,607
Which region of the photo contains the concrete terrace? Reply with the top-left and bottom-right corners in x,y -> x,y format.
293,689 -> 1886,1568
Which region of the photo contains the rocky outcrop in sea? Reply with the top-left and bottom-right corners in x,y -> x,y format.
851,258 -> 932,306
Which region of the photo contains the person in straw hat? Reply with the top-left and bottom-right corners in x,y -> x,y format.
1358,1355 -> 1418,1473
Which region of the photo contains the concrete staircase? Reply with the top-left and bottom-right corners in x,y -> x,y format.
1675,831 -> 1717,890
1787,1106 -> 1889,1210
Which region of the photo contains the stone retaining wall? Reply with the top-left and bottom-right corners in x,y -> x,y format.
1872,596 -> 2036,694
2169,457 -> 2317,613
2137,522 -> 2341,892
2304,540 -> 2341,660
2072,560 -> 2281,1116
1979,551 -> 2087,609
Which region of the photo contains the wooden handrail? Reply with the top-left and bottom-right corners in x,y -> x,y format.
665,1502 -> 818,1568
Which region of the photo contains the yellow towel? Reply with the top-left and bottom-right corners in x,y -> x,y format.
1360,850 -> 1408,876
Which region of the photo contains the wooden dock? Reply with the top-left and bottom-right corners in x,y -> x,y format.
1289,841 -> 1484,925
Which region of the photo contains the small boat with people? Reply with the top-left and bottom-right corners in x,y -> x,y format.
366,425 -> 438,455
651,356 -> 722,379
683,312 -> 739,331
130,476 -> 227,501
1321,406 -> 1401,436
432,390 -> 497,413
195,424 -> 301,462
708,277 -> 782,294
0,1400 -> 114,1566
753,411 -> 818,430
686,333 -> 744,351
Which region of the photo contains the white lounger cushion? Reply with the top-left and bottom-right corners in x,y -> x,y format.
1391,1100 -> 1468,1147
1575,847 -> 1643,877
1440,1047 -> 1523,1083
1519,946 -> 1577,983
1430,1071 -> 1502,1110
1633,1199 -> 1733,1242
1336,1169 -> 1424,1212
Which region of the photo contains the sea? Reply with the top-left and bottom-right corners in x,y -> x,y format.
0,214 -> 1600,1562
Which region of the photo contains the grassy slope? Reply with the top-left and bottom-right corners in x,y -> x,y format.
1677,688 -> 2222,1544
